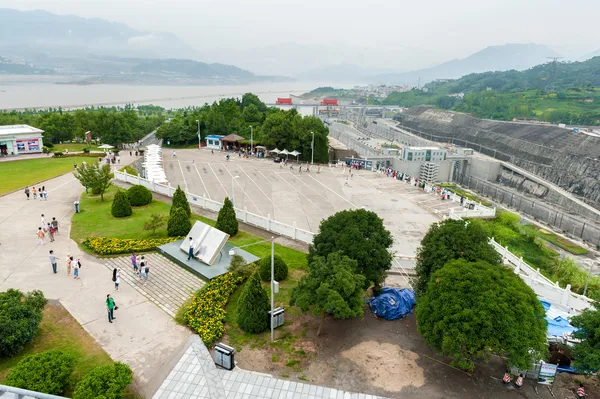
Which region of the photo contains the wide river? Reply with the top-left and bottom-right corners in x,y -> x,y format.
0,80 -> 337,111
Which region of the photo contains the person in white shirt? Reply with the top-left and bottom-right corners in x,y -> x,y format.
41,214 -> 47,229
71,257 -> 80,279
187,236 -> 195,261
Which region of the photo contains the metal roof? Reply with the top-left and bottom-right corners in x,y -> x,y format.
0,125 -> 44,137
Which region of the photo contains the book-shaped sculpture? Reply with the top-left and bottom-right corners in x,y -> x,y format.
180,221 -> 230,265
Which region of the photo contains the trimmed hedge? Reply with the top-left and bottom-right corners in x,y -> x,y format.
258,255 -> 289,282
111,190 -> 132,218
83,236 -> 179,255
236,271 -> 270,334
167,207 -> 191,237
215,197 -> 238,236
0,289 -> 47,357
127,185 -> 152,206
73,362 -> 133,399
5,350 -> 76,395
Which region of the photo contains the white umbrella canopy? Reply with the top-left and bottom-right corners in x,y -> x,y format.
268,148 -> 281,154
290,150 -> 301,157
279,149 -> 290,155
98,144 -> 115,149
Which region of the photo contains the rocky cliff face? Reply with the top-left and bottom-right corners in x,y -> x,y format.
400,106 -> 600,209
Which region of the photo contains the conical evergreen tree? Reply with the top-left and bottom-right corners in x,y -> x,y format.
111,190 -> 132,217
215,197 -> 238,236
237,271 -> 270,333
167,207 -> 191,237
171,185 -> 191,217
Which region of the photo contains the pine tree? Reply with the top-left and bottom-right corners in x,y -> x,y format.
167,207 -> 191,237
111,190 -> 132,218
215,197 -> 238,236
171,185 -> 191,217
237,271 -> 270,333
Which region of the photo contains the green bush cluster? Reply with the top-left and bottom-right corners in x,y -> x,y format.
72,362 -> 133,399
216,197 -> 238,236
237,271 -> 270,333
82,147 -> 90,153
0,289 -> 47,357
258,255 -> 288,282
54,151 -> 64,157
168,207 -> 191,237
127,185 -> 152,206
5,350 -> 76,395
111,190 -> 132,218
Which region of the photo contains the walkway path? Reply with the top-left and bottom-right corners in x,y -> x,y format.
0,170 -> 191,397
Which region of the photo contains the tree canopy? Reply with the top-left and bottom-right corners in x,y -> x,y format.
570,308 -> 600,373
237,271 -> 270,334
74,163 -> 113,201
415,219 -> 501,294
416,259 -> 547,371
291,252 -> 365,335
215,197 -> 238,236
308,209 -> 393,288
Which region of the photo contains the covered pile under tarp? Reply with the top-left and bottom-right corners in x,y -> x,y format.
540,300 -> 578,339
368,287 -> 416,320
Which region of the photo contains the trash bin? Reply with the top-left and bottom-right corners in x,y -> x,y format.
269,307 -> 285,329
214,343 -> 235,370
74,200 -> 80,213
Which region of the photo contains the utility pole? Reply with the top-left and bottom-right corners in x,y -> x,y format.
545,56 -> 564,93
250,125 -> 253,155
196,120 -> 201,149
310,131 -> 314,165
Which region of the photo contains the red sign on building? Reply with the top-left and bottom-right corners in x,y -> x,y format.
276,98 -> 293,105
320,98 -> 338,106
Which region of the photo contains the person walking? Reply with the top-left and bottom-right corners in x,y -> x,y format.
24,186 -> 30,200
32,187 -> 37,199
131,252 -> 138,273
43,188 -> 48,200
112,268 -> 120,291
41,214 -> 47,229
38,187 -> 43,201
66,253 -> 72,275
106,294 -> 116,323
143,261 -> 150,284
51,217 -> 59,235
49,250 -> 57,274
37,227 -> 45,245
187,237 -> 195,261
47,223 -> 55,242
71,257 -> 80,279
139,256 -> 147,281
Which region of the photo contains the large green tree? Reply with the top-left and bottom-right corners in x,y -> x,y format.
416,259 -> 547,371
171,185 -> 191,217
309,209 -> 393,289
291,252 -> 365,335
74,163 -> 113,201
415,219 -> 501,294
570,308 -> 600,373
237,271 -> 270,333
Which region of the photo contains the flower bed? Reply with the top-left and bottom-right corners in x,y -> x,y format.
83,236 -> 179,255
184,272 -> 246,346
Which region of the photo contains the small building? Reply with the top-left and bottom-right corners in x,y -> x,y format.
321,98 -> 338,106
276,98 -> 293,105
401,147 -> 447,162
205,135 -> 224,150
0,124 -> 44,155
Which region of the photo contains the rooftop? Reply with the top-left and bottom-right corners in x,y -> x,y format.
405,146 -> 445,151
0,124 -> 44,137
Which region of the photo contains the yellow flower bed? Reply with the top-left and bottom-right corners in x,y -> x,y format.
184,272 -> 245,346
83,236 -> 179,255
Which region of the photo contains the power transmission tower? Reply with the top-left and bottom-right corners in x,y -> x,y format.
545,56 -> 564,93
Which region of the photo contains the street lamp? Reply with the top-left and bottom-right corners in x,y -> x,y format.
231,175 -> 240,206
250,125 -> 253,155
310,131 -> 314,165
195,120 -> 201,149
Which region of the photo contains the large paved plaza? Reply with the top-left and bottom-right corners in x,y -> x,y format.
163,150 -> 450,259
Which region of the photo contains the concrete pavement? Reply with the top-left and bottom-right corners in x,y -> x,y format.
0,170 -> 190,397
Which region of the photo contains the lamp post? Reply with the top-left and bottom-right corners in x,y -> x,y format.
196,120 -> 201,149
250,125 -> 253,155
231,175 -> 240,206
310,131 -> 314,165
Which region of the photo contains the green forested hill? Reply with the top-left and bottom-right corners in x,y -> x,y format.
381,57 -> 600,125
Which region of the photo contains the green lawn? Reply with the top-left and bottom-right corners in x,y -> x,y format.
0,303 -> 113,396
51,143 -> 103,152
522,224 -> 588,255
0,157 -> 96,195
439,183 -> 493,207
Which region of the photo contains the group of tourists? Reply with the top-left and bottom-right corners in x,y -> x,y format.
25,185 -> 48,201
37,214 -> 60,245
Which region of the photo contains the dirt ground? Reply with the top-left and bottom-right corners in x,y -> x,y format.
233,307 -> 600,399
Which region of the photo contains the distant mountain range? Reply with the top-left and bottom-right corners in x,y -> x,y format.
371,44 -> 563,85
297,64 -> 395,83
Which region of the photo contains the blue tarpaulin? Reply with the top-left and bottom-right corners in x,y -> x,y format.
368,287 -> 416,320
539,299 -> 578,337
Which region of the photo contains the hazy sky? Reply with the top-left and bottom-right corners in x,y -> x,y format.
2,0 -> 598,65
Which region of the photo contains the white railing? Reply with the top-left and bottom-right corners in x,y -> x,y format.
114,171 -> 315,244
488,237 -> 594,313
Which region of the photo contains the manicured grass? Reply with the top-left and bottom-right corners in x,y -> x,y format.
52,143 -> 103,152
0,303 -> 113,396
522,225 -> 588,255
0,157 -> 96,195
439,183 -> 493,207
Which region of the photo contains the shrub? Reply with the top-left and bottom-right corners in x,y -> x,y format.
184,272 -> 245,346
237,271 -> 270,333
171,185 -> 191,217
111,190 -> 132,218
0,289 -> 46,357
167,207 -> 191,237
82,147 -> 90,153
143,213 -> 167,235
5,350 -> 76,395
42,146 -> 49,154
215,197 -> 238,236
228,255 -> 257,279
54,151 -> 64,157
83,236 -> 179,255
73,362 -> 133,399
127,185 -> 152,206
119,165 -> 138,176
496,210 -> 520,227
258,255 -> 289,282
45,142 -> 54,148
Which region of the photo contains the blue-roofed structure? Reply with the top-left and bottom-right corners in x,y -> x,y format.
205,135 -> 224,150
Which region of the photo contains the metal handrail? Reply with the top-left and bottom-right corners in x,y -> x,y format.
0,384 -> 67,399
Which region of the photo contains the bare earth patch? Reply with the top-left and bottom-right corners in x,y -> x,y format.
341,341 -> 424,392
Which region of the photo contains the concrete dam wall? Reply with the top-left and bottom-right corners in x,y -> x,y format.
399,106 -> 600,209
